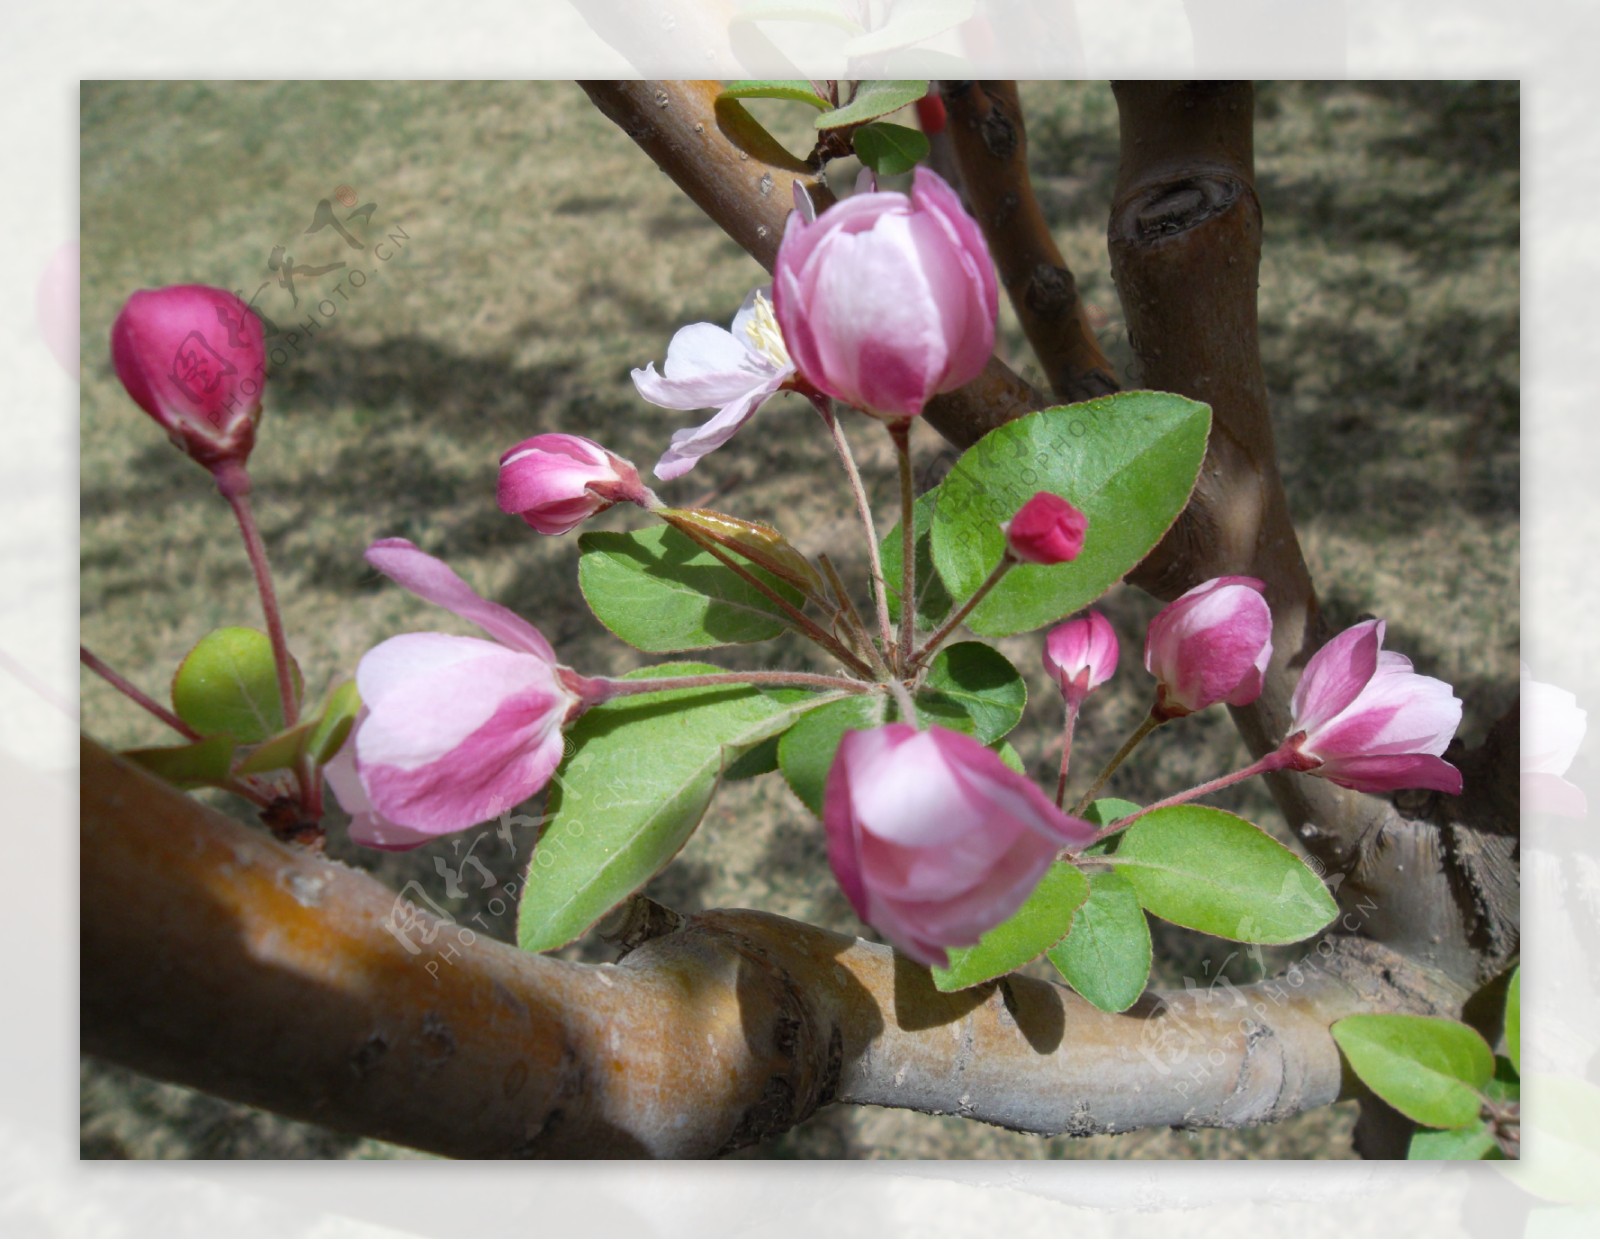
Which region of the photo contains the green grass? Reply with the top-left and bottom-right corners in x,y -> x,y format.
80,81 -> 1517,1160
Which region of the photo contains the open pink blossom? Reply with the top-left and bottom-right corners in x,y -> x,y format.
1521,663 -> 1587,816
1004,492 -> 1088,565
111,284 -> 267,479
824,723 -> 1097,967
327,539 -> 577,845
1044,612 -> 1119,704
773,165 -> 998,419
632,287 -> 797,481
497,433 -> 652,535
1145,576 -> 1273,720
1282,619 -> 1463,795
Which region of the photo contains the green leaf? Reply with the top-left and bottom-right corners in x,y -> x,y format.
815,80 -> 929,129
724,734 -> 781,781
916,642 -> 1025,744
1084,798 -> 1141,829
235,721 -> 314,775
578,526 -> 805,652
993,739 -> 1025,773
123,735 -> 236,790
308,680 -> 361,766
237,679 -> 361,775
852,121 -> 929,175
517,666 -> 836,952
931,862 -> 1089,991
720,80 -> 831,110
1331,1014 -> 1495,1129
1111,805 -> 1338,944
1489,1055 -> 1520,1104
1506,965 -> 1521,1076
1409,1121 -> 1500,1160
880,488 -> 952,632
171,627 -> 303,743
1047,870 -> 1152,1013
777,692 -> 887,817
660,507 -> 823,595
931,393 -> 1212,637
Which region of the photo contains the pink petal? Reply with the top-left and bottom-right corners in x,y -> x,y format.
652,373 -> 785,481
1313,753 -> 1463,795
357,656 -> 569,833
356,633 -> 506,711
365,538 -> 556,661
1290,618 -> 1383,735
357,643 -> 564,769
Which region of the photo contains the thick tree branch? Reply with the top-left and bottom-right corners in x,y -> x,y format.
942,80 -> 1118,403
83,737 -> 1464,1158
1105,82 -> 1516,994
579,80 -> 1045,449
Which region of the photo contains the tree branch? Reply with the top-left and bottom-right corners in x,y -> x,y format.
1105,82 -> 1517,994
942,80 -> 1118,403
83,736 -> 1464,1158
578,79 -> 1047,450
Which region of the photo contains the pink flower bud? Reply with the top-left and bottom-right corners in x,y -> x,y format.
497,434 -> 651,535
1144,576 -> 1273,720
1044,612 -> 1119,703
1281,619 -> 1464,795
1003,491 -> 1088,565
773,166 -> 998,419
110,284 -> 266,477
823,723 -> 1097,967
326,539 -> 578,846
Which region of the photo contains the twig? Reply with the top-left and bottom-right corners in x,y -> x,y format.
942,81 -> 1117,403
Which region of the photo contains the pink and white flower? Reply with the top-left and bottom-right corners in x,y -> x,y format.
1003,492 -> 1088,565
1145,576 -> 1273,720
824,723 -> 1097,967
773,165 -> 998,419
497,433 -> 651,535
632,287 -> 796,481
1044,612 -> 1119,705
328,539 -> 577,846
1281,619 -> 1463,795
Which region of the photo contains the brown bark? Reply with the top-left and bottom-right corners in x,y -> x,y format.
82,737 -> 1462,1157
942,81 -> 1118,403
1104,81 -> 1516,997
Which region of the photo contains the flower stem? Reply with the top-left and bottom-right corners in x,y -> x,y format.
222,486 -> 299,730
1070,708 -> 1165,816
890,418 -> 916,672
81,645 -> 281,810
908,553 -> 1017,670
81,645 -> 203,740
1055,697 -> 1082,809
819,553 -> 892,679
814,397 -> 893,663
1091,745 -> 1296,844
660,512 -> 875,679
581,670 -> 875,704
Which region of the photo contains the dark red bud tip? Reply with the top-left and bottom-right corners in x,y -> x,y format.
915,94 -> 948,135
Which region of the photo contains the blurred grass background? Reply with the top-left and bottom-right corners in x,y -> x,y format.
79,81 -> 1518,1159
